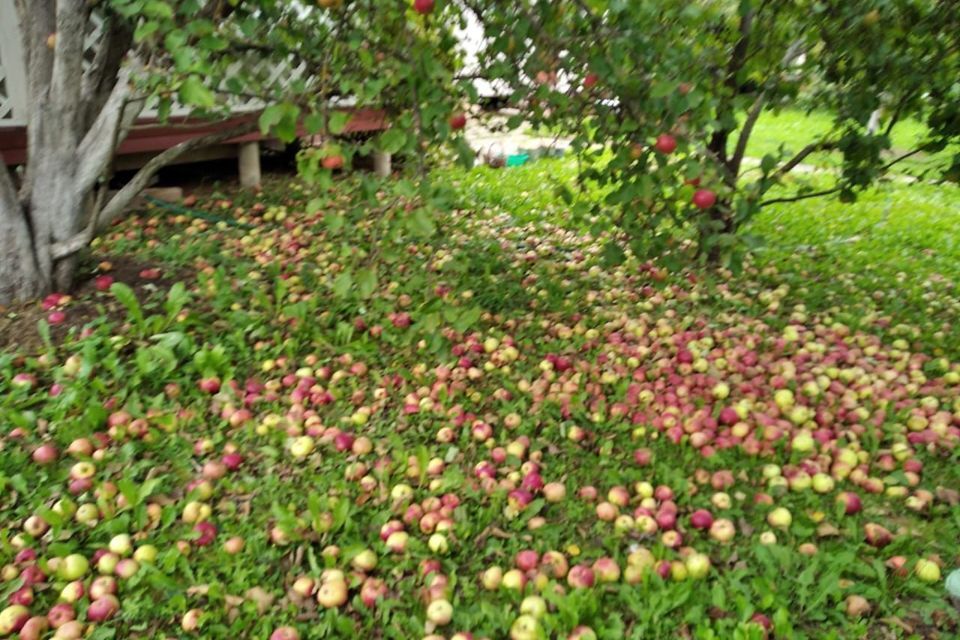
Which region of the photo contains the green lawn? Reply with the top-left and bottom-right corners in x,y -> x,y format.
1,132 -> 958,639
436,141 -> 960,357
740,108 -> 956,177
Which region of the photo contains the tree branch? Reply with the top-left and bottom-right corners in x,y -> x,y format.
760,186 -> 841,207
707,8 -> 755,169
730,92 -> 765,176
96,121 -> 259,232
81,17 -> 135,132
881,146 -> 925,172
50,119 -> 259,260
760,145 -> 928,209
770,140 -> 836,181
76,64 -> 143,193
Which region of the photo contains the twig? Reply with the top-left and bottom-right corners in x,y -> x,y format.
759,186 -> 841,207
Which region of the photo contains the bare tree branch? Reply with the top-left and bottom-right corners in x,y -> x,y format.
96,121 -> 259,231
759,186 -> 841,207
760,146 -> 926,208
51,119 -> 259,260
707,7 -> 756,168
730,92 -> 765,176
881,146 -> 926,172
76,64 -> 144,192
770,140 -> 836,181
81,17 -> 135,131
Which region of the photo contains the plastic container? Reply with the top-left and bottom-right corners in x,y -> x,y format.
506,153 -> 530,167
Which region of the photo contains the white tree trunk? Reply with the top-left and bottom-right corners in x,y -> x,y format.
0,1 -> 264,305
0,158 -> 45,302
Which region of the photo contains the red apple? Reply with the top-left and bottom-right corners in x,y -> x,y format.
689,509 -> 714,530
197,377 -> 221,394
0,605 -> 29,635
836,491 -> 862,515
94,275 -> 114,291
566,564 -> 595,589
692,189 -> 717,210
87,594 -> 120,622
654,134 -> 677,154
47,603 -> 75,628
18,616 -> 48,640
413,0 -> 434,15
864,523 -> 892,548
270,627 -> 300,640
32,444 -> 58,465
449,113 -> 467,130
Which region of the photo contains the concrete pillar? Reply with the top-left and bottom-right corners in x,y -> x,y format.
373,150 -> 392,178
238,142 -> 261,188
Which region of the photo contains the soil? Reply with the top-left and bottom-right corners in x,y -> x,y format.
0,255 -> 190,354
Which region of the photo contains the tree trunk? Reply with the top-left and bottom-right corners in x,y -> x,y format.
0,163 -> 47,303
0,2 -> 264,305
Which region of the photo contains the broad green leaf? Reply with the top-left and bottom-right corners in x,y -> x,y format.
333,271 -> 353,298
406,208 -> 435,236
259,105 -> 285,135
329,111 -> 351,135
356,267 -> 377,299
178,75 -> 215,109
380,129 -> 407,154
304,113 -> 324,135
134,21 -> 160,42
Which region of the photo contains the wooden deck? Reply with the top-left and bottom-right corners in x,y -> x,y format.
0,108 -> 389,166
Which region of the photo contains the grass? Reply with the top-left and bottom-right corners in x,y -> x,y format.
0,133 -> 958,638
436,132 -> 960,357
740,108 -> 957,177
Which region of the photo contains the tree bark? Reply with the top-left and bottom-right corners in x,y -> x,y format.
0,156 -> 46,303
0,2 -> 269,304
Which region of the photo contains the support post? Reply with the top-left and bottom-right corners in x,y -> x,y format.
373,150 -> 392,178
238,141 -> 261,188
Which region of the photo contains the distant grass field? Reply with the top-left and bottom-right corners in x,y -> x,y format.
438,110 -> 960,356
740,108 -> 956,177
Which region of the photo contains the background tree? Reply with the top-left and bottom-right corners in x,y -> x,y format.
466,0 -> 960,267
0,0 -> 471,304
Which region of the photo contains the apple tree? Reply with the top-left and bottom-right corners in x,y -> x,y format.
465,0 -> 960,267
0,0 -> 472,304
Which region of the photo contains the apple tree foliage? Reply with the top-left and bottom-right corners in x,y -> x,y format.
0,0 -> 473,304
465,0 -> 960,267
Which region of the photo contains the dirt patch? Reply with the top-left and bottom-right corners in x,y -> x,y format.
0,255 -> 192,354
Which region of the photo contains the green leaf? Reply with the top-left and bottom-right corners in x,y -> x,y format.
329,112 -> 351,135
259,105 -> 285,136
760,154 -> 778,174
134,21 -> 160,42
178,75 -> 215,109
406,208 -> 435,236
110,282 -> 144,330
275,106 -> 301,143
380,129 -> 407,154
304,113 -> 324,135
454,307 -> 482,333
356,267 -> 377,299
601,241 -> 627,267
333,271 -> 353,298
144,0 -> 174,19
